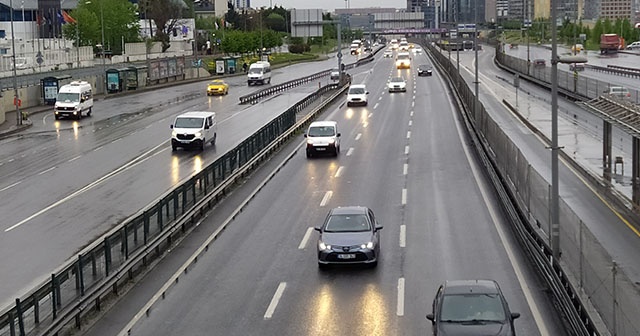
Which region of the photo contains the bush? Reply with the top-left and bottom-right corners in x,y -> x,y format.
289,44 -> 305,53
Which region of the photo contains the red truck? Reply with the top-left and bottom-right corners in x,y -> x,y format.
600,34 -> 621,54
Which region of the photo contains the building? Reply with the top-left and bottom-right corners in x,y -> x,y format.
407,0 -> 430,12
233,0 -> 250,10
601,0 -> 633,19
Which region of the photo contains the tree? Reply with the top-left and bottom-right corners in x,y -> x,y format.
62,0 -> 139,55
140,0 -> 189,52
265,13 -> 285,32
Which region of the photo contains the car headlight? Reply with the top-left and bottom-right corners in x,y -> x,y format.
195,131 -> 202,138
172,131 -> 178,137
328,139 -> 335,144
319,241 -> 331,251
361,242 -> 374,249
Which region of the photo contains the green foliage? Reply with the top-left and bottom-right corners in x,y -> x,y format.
141,0 -> 189,52
265,13 -> 285,32
63,0 -> 140,54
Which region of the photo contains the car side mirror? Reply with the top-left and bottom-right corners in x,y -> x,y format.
366,91 -> 370,94
204,125 -> 210,129
337,133 -> 341,137
426,313 -> 434,321
304,133 -> 307,138
511,312 -> 521,319
375,225 -> 383,231
314,226 -> 321,232
170,125 -> 174,129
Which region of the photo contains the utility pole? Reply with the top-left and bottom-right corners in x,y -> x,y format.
10,0 -> 22,126
550,0 -> 561,261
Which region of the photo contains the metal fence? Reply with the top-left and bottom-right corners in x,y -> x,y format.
495,51 -> 640,104
428,42 -> 640,335
0,77 -> 350,336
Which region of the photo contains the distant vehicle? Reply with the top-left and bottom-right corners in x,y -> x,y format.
399,41 -> 410,51
396,52 -> 411,69
412,46 -> 423,54
346,84 -> 369,107
330,70 -> 341,80
418,64 -> 433,76
390,39 -> 399,50
247,61 -> 271,85
600,33 -> 621,54
350,43 -> 361,55
383,49 -> 393,58
170,111 -> 217,151
315,206 -> 383,268
532,59 -> 546,67
426,280 -> 520,336
304,120 -> 341,157
626,41 -> 640,50
569,63 -> 586,72
388,76 -> 407,92
54,81 -> 93,120
206,79 -> 229,96
604,86 -> 631,99
571,43 -> 584,53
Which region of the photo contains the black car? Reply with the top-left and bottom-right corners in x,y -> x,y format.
315,206 -> 383,268
426,280 -> 520,335
418,64 -> 433,76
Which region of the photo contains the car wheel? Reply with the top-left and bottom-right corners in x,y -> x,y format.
87,108 -> 92,117
76,113 -> 82,120
211,133 -> 216,145
370,260 -> 378,268
306,151 -> 312,158
172,145 -> 177,151
55,115 -> 60,120
318,262 -> 329,270
334,146 -> 340,156
200,140 -> 205,151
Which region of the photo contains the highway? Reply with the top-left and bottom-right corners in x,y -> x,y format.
0,51 -> 362,309
84,48 -> 567,335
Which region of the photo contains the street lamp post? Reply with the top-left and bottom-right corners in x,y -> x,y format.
100,0 -> 106,95
10,0 -> 22,126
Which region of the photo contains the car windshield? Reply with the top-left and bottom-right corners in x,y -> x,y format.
57,92 -> 80,102
307,126 -> 335,137
324,214 -> 370,232
249,68 -> 263,74
349,87 -> 365,94
440,294 -> 507,322
174,117 -> 204,128
391,77 -> 404,83
210,81 -> 224,85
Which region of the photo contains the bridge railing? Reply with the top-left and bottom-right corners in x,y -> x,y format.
0,74 -> 352,336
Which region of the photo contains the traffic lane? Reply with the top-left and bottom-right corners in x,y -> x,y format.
130,62 -> 417,335
469,48 -> 640,281
409,67 -> 564,334
0,86 -> 325,307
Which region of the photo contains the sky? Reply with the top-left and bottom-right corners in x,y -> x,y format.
251,0 -> 405,11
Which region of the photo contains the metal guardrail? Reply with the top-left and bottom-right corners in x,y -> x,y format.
0,75 -> 352,336
427,41 -> 603,336
586,64 -> 640,79
238,46 -> 383,105
239,69 -> 332,104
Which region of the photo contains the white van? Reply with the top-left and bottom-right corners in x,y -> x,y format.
170,111 -> 217,151
350,43 -> 361,55
54,81 -> 93,120
304,120 -> 341,157
247,61 -> 272,85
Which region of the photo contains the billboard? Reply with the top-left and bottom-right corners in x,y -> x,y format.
291,9 -> 323,37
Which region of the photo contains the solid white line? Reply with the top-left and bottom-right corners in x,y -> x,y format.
93,146 -> 103,152
355,133 -> 362,141
320,191 -> 333,207
399,225 -> 406,247
446,81 -> 551,336
264,282 -> 287,320
346,148 -> 354,156
397,278 -> 405,316
403,163 -> 408,175
405,145 -> 409,155
0,181 -> 22,192
401,188 -> 407,205
409,120 -> 413,126
298,227 -> 314,249
37,167 -> 56,175
68,155 -> 81,162
335,166 -> 344,178
406,131 -> 411,139
373,103 -> 379,109
112,138 -> 121,143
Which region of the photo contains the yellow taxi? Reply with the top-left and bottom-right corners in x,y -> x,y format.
571,44 -> 583,53
207,80 -> 229,96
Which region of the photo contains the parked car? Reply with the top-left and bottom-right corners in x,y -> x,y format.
604,86 -> 631,99
330,70 -> 341,81
426,280 -> 520,336
569,63 -> 586,72
315,206 -> 383,268
532,59 -> 546,67
627,41 -> 640,50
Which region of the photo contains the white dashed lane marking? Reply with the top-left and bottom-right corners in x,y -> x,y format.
335,166 -> 344,178
355,133 -> 362,141
298,227 -> 314,249
400,225 -> 406,247
320,191 -> 333,207
397,278 -> 405,316
346,148 -> 354,156
264,282 -> 287,320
